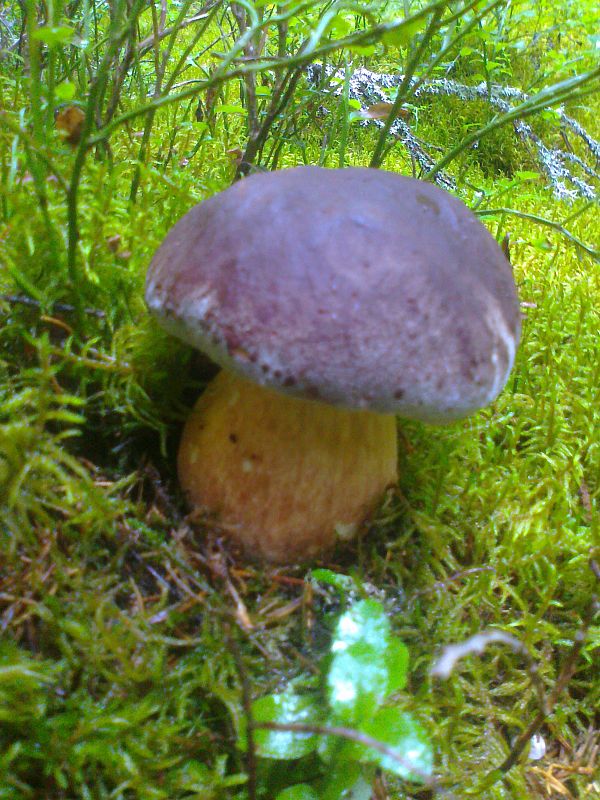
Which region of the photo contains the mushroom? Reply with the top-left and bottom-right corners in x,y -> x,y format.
145,166 -> 520,563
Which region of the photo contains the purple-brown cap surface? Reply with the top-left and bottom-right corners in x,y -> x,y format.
146,166 -> 520,422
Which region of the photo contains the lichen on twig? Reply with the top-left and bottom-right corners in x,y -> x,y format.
308,64 -> 600,201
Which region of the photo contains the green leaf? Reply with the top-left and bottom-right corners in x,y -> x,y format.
349,111 -> 367,123
242,691 -> 322,759
351,708 -> 433,782
32,26 -> 75,47
515,171 -> 540,181
531,238 -> 553,251
347,44 -> 376,56
276,785 -> 320,800
385,639 -> 409,695
327,14 -> 352,39
171,760 -> 211,791
382,19 -> 424,49
213,104 -> 247,116
332,600 -> 389,650
327,601 -> 388,723
319,759 -> 371,800
327,642 -> 389,724
310,569 -> 357,596
55,82 -> 76,102
326,601 -> 410,724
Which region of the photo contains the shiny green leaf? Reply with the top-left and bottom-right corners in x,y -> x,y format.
55,82 -> 77,102
327,641 -> 389,723
32,26 -> 75,47
350,708 -> 433,782
385,638 -> 409,695
276,785 -> 320,800
382,19 -> 424,49
327,601 -> 389,723
242,691 -> 322,759
332,600 -> 389,650
319,759 -> 371,800
347,44 -> 376,56
327,601 -> 410,723
310,569 -> 357,596
213,105 -> 247,116
327,14 -> 352,38
515,170 -> 540,180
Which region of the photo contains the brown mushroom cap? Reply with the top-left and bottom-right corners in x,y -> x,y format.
146,166 -> 520,422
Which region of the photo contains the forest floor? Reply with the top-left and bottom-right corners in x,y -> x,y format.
1,7 -> 599,799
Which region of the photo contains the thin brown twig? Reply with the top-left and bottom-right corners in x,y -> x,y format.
235,65 -> 304,179
232,3 -> 260,142
137,6 -> 214,56
496,596 -> 599,775
158,0 -> 167,33
414,566 -> 496,597
103,4 -> 215,126
0,293 -> 106,319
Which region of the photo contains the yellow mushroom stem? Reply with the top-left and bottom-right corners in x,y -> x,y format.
177,371 -> 398,563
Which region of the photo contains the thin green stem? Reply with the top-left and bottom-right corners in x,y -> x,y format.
338,58 -> 351,169
370,8 -> 444,168
25,0 -> 43,145
66,0 -> 146,318
476,207 -> 600,260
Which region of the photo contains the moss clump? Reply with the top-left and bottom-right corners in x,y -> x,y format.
419,95 -> 536,177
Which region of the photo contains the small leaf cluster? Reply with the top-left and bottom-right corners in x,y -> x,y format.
241,577 -> 433,800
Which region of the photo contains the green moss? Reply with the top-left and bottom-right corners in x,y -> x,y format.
1,3 -> 599,798
416,95 -> 535,177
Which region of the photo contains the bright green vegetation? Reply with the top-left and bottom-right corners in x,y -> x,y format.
242,584 -> 433,799
0,1 -> 598,798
